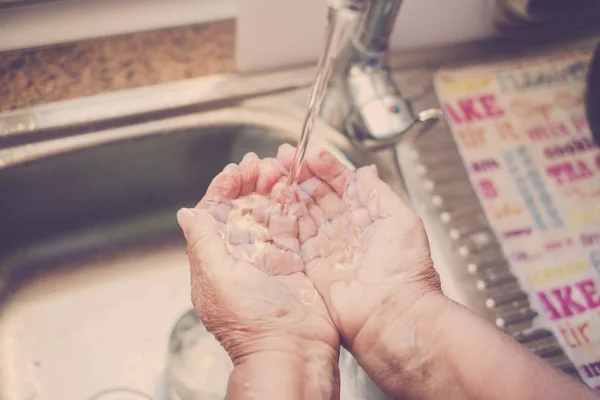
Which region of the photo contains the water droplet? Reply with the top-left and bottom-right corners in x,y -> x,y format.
300,289 -> 318,305
333,261 -> 346,271
354,225 -> 363,237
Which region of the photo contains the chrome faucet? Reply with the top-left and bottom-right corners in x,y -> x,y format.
320,0 -> 443,151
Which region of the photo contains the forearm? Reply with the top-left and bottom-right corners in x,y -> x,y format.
352,293 -> 598,400
226,343 -> 340,400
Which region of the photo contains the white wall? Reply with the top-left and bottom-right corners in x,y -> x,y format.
0,0 -> 238,52
236,0 -> 498,72
0,0 -> 498,73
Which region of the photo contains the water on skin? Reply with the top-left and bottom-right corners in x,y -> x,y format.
300,289 -> 319,305
206,179 -> 372,305
217,195 -> 284,265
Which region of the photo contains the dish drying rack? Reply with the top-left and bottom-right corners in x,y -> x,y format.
398,123 -> 579,377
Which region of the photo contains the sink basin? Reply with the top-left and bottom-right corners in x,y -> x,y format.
0,107 -> 388,400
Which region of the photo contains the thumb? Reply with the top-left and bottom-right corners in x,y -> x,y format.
356,165 -> 408,219
177,207 -> 203,242
177,207 -> 229,265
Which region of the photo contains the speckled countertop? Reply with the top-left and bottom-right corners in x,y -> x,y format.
0,19 -> 235,112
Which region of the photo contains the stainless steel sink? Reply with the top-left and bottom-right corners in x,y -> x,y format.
0,99 -> 392,399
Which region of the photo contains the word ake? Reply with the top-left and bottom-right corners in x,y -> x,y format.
537,279 -> 600,321
444,94 -> 505,125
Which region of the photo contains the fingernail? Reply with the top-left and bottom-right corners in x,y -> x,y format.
241,152 -> 258,164
279,143 -> 294,153
239,154 -> 250,165
370,164 -> 379,177
223,163 -> 238,173
177,207 -> 195,225
177,208 -> 194,239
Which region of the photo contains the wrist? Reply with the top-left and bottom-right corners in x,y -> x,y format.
228,340 -> 340,400
221,329 -> 339,364
350,291 -> 452,397
351,283 -> 447,351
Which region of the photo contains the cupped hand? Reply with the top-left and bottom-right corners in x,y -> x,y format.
274,144 -> 441,347
177,153 -> 339,364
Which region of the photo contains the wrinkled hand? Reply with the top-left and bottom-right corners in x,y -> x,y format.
177,152 -> 339,364
274,144 -> 441,346
177,144 -> 441,365
180,145 -> 599,400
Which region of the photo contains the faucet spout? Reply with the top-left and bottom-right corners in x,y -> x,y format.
320,0 -> 443,150
356,0 -> 403,52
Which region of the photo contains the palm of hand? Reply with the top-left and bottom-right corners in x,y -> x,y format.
304,195 -> 436,344
178,145 -> 437,360
274,145 -> 438,345
178,154 -> 340,360
213,192 -> 339,350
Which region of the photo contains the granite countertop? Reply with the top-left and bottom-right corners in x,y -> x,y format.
0,19 -> 235,112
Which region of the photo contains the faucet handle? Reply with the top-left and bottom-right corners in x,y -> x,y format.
351,107 -> 443,151
342,67 -> 443,151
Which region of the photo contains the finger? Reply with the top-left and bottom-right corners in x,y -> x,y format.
256,158 -> 286,195
370,164 -> 380,178
356,166 -> 391,219
285,199 -> 310,220
264,246 -> 304,276
356,165 -> 412,220
342,176 -> 364,211
276,143 -> 314,183
340,172 -> 374,227
238,152 -> 260,195
301,234 -> 332,263
298,177 -> 330,200
317,192 -> 345,221
270,179 -> 294,202
228,222 -> 251,245
305,147 -> 353,196
209,201 -> 235,224
298,214 -> 318,243
270,180 -> 313,221
299,177 -> 345,221
293,182 -> 325,230
251,201 -> 271,226
269,212 -> 299,239
199,163 -> 242,207
273,237 -> 301,253
177,208 -> 230,268
308,203 -> 327,227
